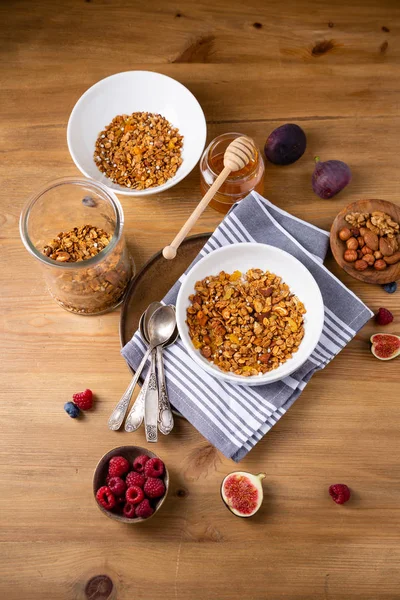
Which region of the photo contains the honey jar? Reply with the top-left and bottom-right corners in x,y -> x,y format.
200,132 -> 265,214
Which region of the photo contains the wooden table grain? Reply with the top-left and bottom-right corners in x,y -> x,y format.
1,1 -> 399,599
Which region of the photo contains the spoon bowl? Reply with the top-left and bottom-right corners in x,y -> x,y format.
147,305 -> 177,348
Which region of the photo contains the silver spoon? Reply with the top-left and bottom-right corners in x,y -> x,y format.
125,306 -> 178,433
124,303 -> 162,433
144,306 -> 176,442
108,303 -> 174,430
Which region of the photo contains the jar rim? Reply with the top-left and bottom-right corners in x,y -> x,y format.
205,132 -> 259,180
19,177 -> 124,270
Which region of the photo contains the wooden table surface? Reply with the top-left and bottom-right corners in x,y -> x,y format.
1,1 -> 400,599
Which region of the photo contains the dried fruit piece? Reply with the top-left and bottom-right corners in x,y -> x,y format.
370,333 -> 400,360
312,157 -> 351,199
329,484 -> 351,505
221,471 -> 265,517
375,307 -> 394,326
264,124 -> 306,165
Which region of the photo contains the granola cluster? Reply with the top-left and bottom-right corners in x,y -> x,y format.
43,225 -> 112,262
345,211 -> 399,238
186,269 -> 306,376
94,112 -> 183,190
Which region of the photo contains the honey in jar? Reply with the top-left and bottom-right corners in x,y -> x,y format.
200,132 -> 265,214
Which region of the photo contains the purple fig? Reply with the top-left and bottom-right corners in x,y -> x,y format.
264,123 -> 306,165
312,156 -> 351,199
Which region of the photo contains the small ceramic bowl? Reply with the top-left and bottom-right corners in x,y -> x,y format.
67,71 -> 207,196
93,445 -> 169,523
176,243 -> 324,386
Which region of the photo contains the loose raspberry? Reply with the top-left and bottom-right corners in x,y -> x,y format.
108,477 -> 126,497
64,401 -> 80,419
135,498 -> 154,519
329,484 -> 351,505
108,456 -> 130,478
144,457 -> 165,478
133,454 -> 150,473
375,307 -> 394,326
144,477 -> 165,499
96,486 -> 116,510
123,503 -> 136,518
72,389 -> 93,410
126,485 -> 145,505
126,471 -> 145,488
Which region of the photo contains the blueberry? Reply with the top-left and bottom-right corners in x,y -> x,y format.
383,282 -> 397,294
64,401 -> 80,418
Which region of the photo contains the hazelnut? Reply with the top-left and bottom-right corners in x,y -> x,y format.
355,259 -> 368,271
358,236 -> 365,248
374,250 -> 383,259
344,249 -> 358,262
363,253 -> 375,266
346,237 -> 358,250
350,227 -> 360,238
374,259 -> 387,271
361,245 -> 372,255
338,227 -> 352,241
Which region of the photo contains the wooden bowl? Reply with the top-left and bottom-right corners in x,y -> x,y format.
93,446 -> 169,523
330,199 -> 400,284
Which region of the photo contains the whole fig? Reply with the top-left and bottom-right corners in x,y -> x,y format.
312,156 -> 351,199
264,124 -> 306,165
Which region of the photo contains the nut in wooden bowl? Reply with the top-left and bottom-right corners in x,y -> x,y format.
93,446 -> 169,524
330,199 -> 400,284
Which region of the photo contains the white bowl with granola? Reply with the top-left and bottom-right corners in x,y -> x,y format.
176,243 -> 324,385
67,71 -> 207,196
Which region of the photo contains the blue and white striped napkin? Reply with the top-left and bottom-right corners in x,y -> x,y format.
122,192 -> 373,461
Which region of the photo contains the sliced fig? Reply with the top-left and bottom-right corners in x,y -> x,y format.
221,471 -> 265,517
370,333 -> 400,361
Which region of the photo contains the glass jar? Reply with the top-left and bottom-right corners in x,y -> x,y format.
200,132 -> 265,214
20,177 -> 134,315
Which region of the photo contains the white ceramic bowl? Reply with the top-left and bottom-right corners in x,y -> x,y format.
67,71 -> 207,196
176,243 -> 324,385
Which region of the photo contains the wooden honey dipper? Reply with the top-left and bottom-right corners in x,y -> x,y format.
162,136 -> 256,260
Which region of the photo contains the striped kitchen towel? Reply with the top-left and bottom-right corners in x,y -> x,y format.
122,192 -> 373,461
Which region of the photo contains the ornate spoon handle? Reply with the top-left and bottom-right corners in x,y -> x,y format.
108,348 -> 151,430
144,349 -> 158,443
156,346 -> 174,435
124,367 -> 151,432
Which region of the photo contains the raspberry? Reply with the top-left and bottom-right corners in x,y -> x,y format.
96,486 -> 116,510
64,401 -> 80,418
383,282 -> 397,294
375,307 -> 394,326
144,477 -> 165,499
126,471 -> 145,488
329,484 -> 351,505
144,457 -> 165,478
135,498 -> 154,519
123,503 -> 136,518
126,485 -> 145,505
133,454 -> 150,473
108,477 -> 126,497
72,389 -> 93,410
108,456 -> 130,478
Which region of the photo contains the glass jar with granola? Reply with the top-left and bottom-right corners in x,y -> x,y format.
20,177 -> 134,315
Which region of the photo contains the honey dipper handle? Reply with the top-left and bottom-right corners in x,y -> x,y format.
162,165 -> 231,260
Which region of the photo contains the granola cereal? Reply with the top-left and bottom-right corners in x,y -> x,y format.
94,112 -> 183,190
43,225 -> 112,262
186,269 -> 306,376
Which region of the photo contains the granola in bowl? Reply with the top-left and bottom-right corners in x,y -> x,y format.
186,269 -> 306,376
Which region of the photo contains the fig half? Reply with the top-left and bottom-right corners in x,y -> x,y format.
221,471 -> 265,517
370,333 -> 400,361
